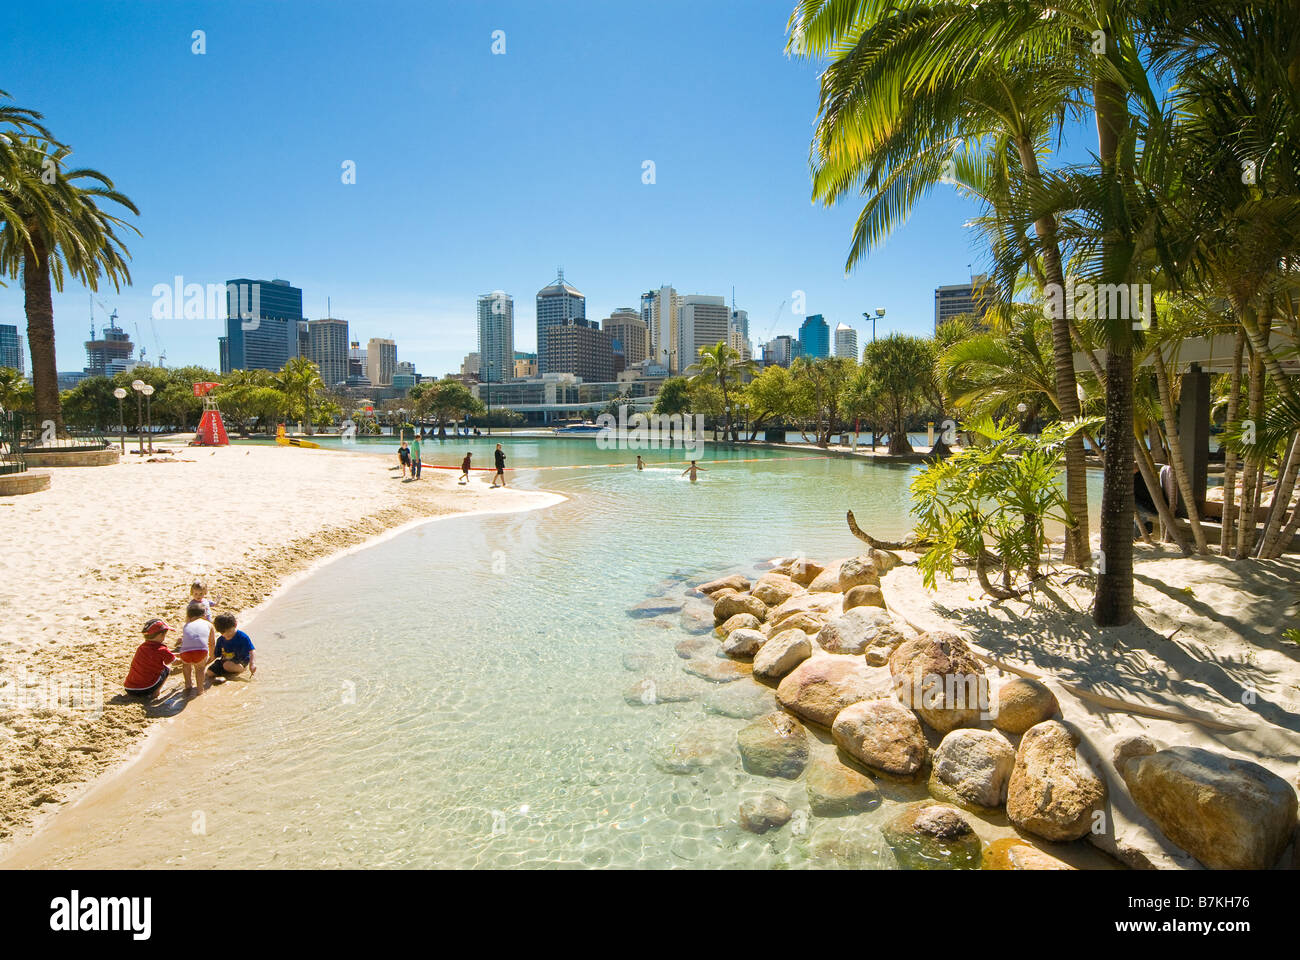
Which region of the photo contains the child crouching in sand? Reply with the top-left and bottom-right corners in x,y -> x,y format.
176,601 -> 215,695
124,619 -> 176,700
206,613 -> 256,683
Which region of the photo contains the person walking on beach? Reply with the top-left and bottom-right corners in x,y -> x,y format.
636,455 -> 645,471
491,443 -> 506,488
410,436 -> 422,480
681,460 -> 705,483
398,441 -> 411,478
459,451 -> 472,485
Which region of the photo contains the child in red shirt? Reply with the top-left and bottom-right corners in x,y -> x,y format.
124,619 -> 176,699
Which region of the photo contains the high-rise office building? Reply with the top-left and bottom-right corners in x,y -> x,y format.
308,318 -> 350,388
646,285 -> 680,372
677,295 -> 730,371
0,323 -> 24,374
536,271 -> 586,375
603,308 -> 648,367
935,275 -> 991,330
220,278 -> 303,373
728,328 -> 752,361
541,324 -> 613,383
392,361 -> 418,390
366,338 -> 397,387
834,322 -> 859,359
513,353 -> 538,379
461,352 -> 480,379
348,341 -> 367,379
765,334 -> 798,368
477,291 -> 515,384
84,319 -> 134,377
798,314 -> 830,359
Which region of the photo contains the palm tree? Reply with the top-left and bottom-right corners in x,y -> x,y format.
685,341 -> 756,442
277,356 -> 324,435
0,134 -> 138,435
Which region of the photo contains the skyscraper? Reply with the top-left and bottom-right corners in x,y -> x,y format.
834,322 -> 859,359
677,295 -> 730,371
308,317 -> 350,388
647,285 -> 680,372
0,323 -> 24,374
366,338 -> 397,387
220,278 -> 303,373
798,314 -> 830,359
603,308 -> 648,367
477,291 -> 515,384
541,324 -> 614,383
84,318 -> 134,377
934,275 -> 991,330
535,271 -> 585,375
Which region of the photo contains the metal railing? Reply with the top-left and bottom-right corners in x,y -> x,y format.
16,415 -> 110,452
0,411 -> 27,475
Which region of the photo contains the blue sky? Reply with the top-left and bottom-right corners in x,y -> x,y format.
2,0 -> 1009,377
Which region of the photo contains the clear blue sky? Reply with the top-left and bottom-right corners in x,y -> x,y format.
2,0 -> 1006,377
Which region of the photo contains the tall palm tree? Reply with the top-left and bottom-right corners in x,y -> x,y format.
0,134 -> 138,434
685,341 -> 756,442
277,356 -> 324,435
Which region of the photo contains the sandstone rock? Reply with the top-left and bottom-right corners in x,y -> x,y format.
739,794 -> 793,834
882,803 -> 983,869
622,677 -> 698,706
889,631 -> 987,732
869,548 -> 902,573
805,755 -> 880,816
777,656 -> 890,727
816,606 -> 897,656
702,684 -> 777,719
675,635 -> 717,660
1006,720 -> 1106,842
807,562 -> 845,593
842,584 -> 887,612
721,627 -> 767,658
628,596 -> 683,618
806,820 -> 898,869
621,650 -> 659,672
716,613 -> 761,639
737,712 -> 809,779
984,838 -> 1074,870
752,628 -> 813,681
837,555 -> 881,592
831,697 -> 928,777
678,602 -> 715,635
1119,745 -> 1298,870
788,559 -> 825,587
930,728 -> 1015,808
713,592 -> 768,625
683,658 -> 750,683
652,724 -> 732,774
698,573 -> 749,595
993,677 -> 1059,734
767,592 -> 841,631
752,573 -> 804,607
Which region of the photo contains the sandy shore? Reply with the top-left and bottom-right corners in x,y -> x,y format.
0,442 -> 561,843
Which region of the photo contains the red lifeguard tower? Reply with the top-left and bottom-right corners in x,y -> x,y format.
192,382 -> 229,446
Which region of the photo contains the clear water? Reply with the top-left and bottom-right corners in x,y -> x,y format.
9,439 -> 1108,869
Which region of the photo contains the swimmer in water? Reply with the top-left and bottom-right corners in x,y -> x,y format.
681,460 -> 705,483
636,455 -> 645,471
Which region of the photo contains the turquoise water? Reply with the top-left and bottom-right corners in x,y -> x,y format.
13,439 -> 1107,868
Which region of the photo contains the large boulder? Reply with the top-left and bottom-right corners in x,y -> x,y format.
842,584 -> 887,613
806,755 -> 881,816
697,573 -> 749,596
738,794 -> 793,834
622,677 -> 698,706
683,658 -> 750,683
837,555 -> 881,592
788,559 -> 825,587
721,627 -> 767,658
716,612 -> 761,639
869,548 -> 902,573
1005,720 -> 1106,842
816,606 -> 899,656
702,683 -> 777,719
652,723 -> 733,774
806,820 -> 898,869
930,728 -> 1016,809
628,596 -> 683,618
993,677 -> 1059,734
752,629 -> 813,681
675,635 -> 718,660
713,592 -> 768,625
984,838 -> 1074,870
1118,744 -> 1298,870
889,631 -> 987,732
882,803 -> 983,869
767,592 -> 841,632
777,656 -> 890,727
831,697 -> 928,777
752,573 -> 804,607
807,561 -> 845,593
737,712 -> 809,779
678,601 -> 715,635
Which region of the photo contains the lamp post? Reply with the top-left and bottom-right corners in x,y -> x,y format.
131,379 -> 145,455
113,387 -> 127,453
398,408 -> 407,441
142,384 -> 155,453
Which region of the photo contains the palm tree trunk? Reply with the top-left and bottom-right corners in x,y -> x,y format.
1150,342 -> 1208,553
22,233 -> 64,436
1097,347 -> 1136,625
1257,432 -> 1300,557
1236,319 -> 1268,556
1134,420 -> 1192,554
1220,329 -> 1245,555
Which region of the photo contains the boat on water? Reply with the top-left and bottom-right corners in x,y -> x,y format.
553,420 -> 603,435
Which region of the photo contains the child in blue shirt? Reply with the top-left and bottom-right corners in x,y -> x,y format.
206,612 -> 257,683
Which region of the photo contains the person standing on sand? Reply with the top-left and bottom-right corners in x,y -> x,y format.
636,455 -> 644,471
176,601 -> 215,696
398,441 -> 411,478
459,451 -> 472,485
681,460 -> 705,483
491,443 -> 506,488
410,436 -> 422,480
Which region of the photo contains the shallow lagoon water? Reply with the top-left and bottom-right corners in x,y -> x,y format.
12,439 -> 1110,868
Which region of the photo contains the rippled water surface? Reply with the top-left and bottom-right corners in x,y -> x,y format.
13,439 -> 1109,868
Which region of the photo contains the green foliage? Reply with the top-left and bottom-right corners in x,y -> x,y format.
652,377 -> 693,417
413,378 -> 484,425
910,416 -> 1100,595
0,366 -> 33,413
854,334 -> 935,454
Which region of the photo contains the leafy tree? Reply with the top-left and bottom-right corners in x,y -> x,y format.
0,367 -> 34,414
742,365 -> 796,440
854,334 -> 932,455
414,379 -> 484,433
685,341 -> 756,442
790,355 -> 856,446
277,356 -> 324,435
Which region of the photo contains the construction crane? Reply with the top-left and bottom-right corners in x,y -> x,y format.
133,321 -> 148,365
149,317 -> 167,368
760,298 -> 789,344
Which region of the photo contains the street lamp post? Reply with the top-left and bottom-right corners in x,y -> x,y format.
113,387 -> 127,453
131,379 -> 145,455
142,384 -> 155,453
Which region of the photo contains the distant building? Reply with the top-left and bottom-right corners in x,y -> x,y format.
308,318 -> 349,388
477,291 -> 515,384
85,319 -> 134,377
392,361 -> 417,391
536,271 -> 586,375
461,352 -> 481,379
297,321 -> 310,361
677,295 -> 730,371
935,275 -> 992,331
366,338 -> 396,387
0,323 -> 24,374
728,328 -> 752,361
834,322 -> 858,359
646,285 -> 680,372
220,278 -> 303,373
799,314 -> 830,359
348,341 -> 367,380
513,353 -> 538,379
603,308 -> 649,367
57,371 -> 88,390
541,324 -> 614,384
764,334 -> 799,368
731,308 -> 749,342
